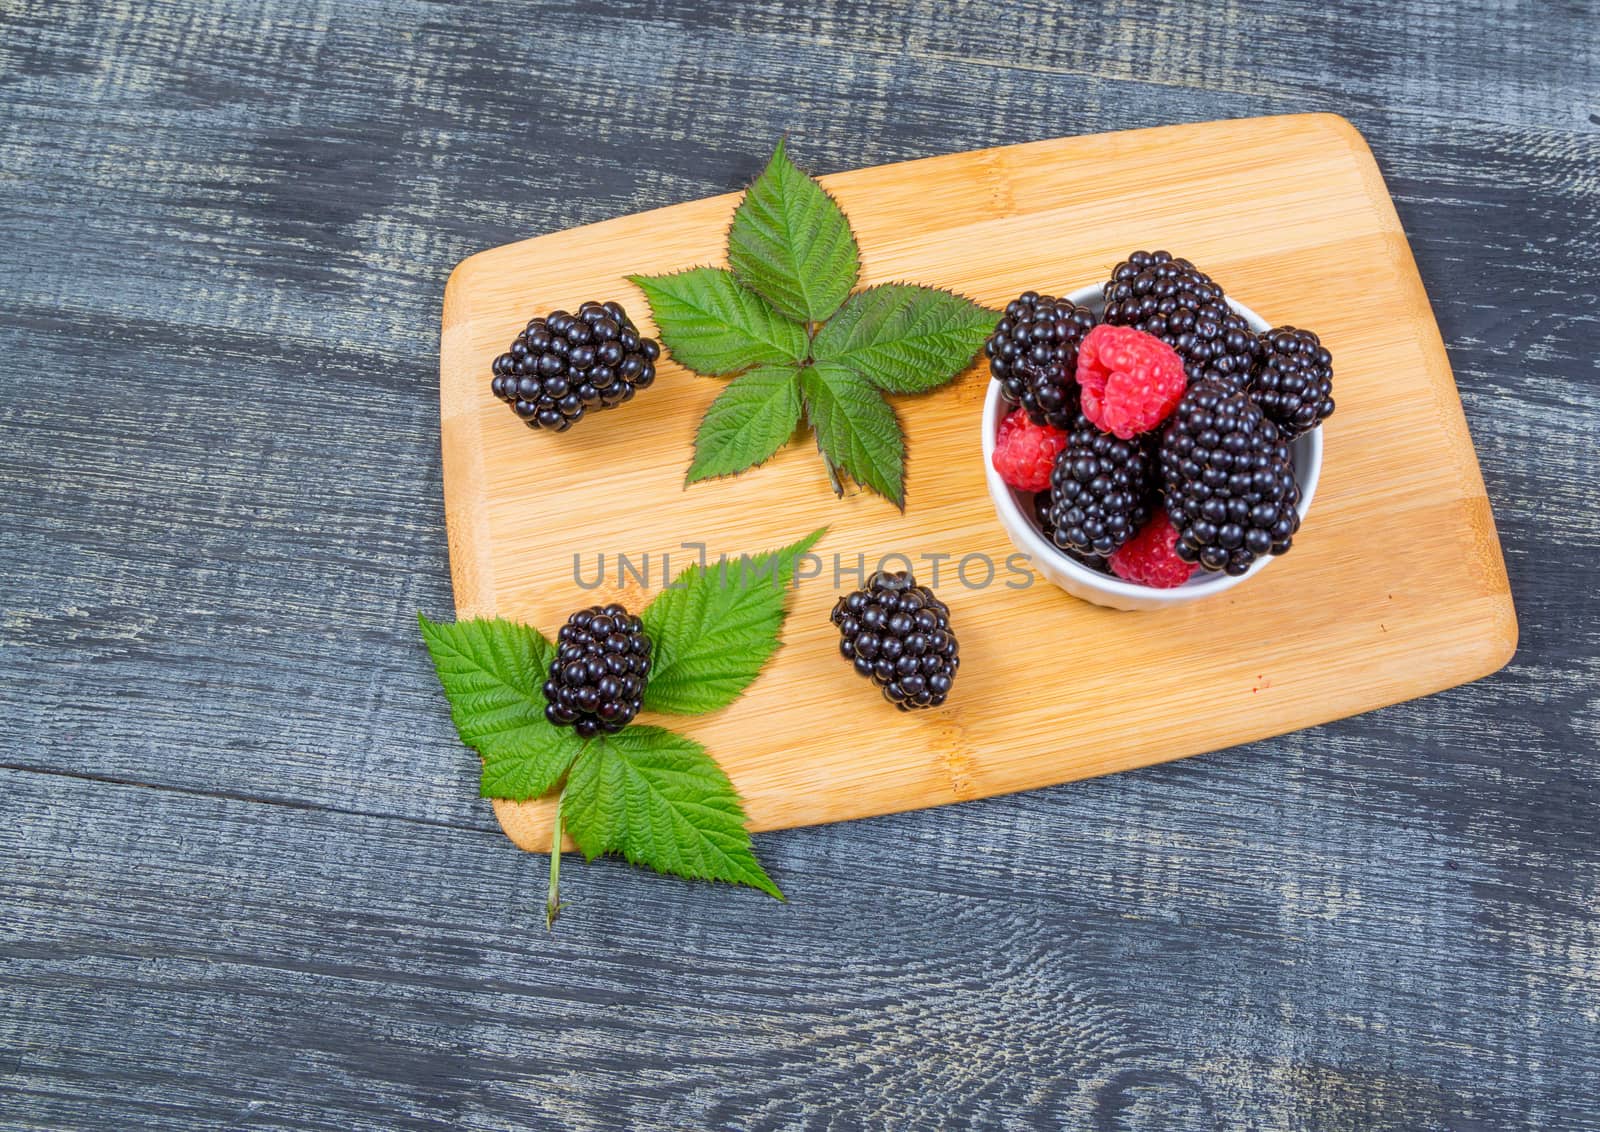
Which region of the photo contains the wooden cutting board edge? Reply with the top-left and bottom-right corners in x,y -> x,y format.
437,114 -> 1517,853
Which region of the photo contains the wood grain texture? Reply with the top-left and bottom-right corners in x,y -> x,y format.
6,765 -> 1599,1131
442,114 -> 1515,849
1,0 -> 1596,1128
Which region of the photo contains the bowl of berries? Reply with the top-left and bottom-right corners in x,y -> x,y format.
982,252 -> 1330,612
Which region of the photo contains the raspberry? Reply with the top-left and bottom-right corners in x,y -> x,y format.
541,604 -> 652,738
491,300 -> 660,432
1074,324 -> 1187,439
1109,512 -> 1197,589
992,408 -> 1069,492
831,572 -> 959,711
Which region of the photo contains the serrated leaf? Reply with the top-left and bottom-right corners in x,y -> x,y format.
417,614 -> 584,801
800,362 -> 906,507
687,364 -> 803,483
727,139 -> 860,322
641,528 -> 825,715
811,283 -> 998,393
562,726 -> 782,899
630,267 -> 806,375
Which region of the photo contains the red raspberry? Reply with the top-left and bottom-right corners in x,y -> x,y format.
991,408 -> 1068,492
1075,323 -> 1187,439
1109,512 -> 1197,589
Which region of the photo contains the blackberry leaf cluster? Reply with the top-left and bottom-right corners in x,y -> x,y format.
632,140 -> 997,509
419,528 -> 826,926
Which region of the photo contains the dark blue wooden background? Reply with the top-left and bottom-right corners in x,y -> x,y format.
3,2 -> 1597,1128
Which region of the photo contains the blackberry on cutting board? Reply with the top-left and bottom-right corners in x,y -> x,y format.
1101,251 -> 1257,387
490,300 -> 661,432
1042,412 -> 1156,558
984,291 -> 1097,428
542,603 -> 652,739
1160,381 -> 1300,575
831,573 -> 959,711
1252,326 -> 1335,438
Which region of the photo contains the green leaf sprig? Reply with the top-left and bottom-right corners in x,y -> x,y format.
632,141 -> 997,509
419,528 -> 823,926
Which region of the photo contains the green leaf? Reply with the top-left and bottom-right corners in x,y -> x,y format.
727,139 -> 860,322
811,284 -> 998,393
417,614 -> 584,801
687,364 -> 803,483
800,362 -> 906,507
630,267 -> 807,375
641,528 -> 826,715
562,726 -> 782,899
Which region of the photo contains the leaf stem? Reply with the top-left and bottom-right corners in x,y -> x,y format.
820,449 -> 844,497
546,785 -> 566,931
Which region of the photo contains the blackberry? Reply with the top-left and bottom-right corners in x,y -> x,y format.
1033,492 -> 1113,575
490,300 -> 660,432
1102,251 -> 1257,386
1159,381 -> 1300,575
1252,326 -> 1335,439
831,573 -> 959,711
541,603 -> 652,739
984,291 -> 1097,428
1042,413 -> 1156,558
1032,491 -> 1054,540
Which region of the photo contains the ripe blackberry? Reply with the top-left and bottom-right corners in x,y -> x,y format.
490,300 -> 661,432
1253,326 -> 1335,438
1033,491 -> 1113,575
1032,491 -> 1055,541
984,291 -> 1097,428
1043,413 -> 1156,558
1102,251 -> 1257,387
831,572 -> 959,711
541,603 -> 652,739
1160,381 -> 1300,575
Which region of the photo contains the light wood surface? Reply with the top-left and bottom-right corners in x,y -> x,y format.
439,113 -> 1515,852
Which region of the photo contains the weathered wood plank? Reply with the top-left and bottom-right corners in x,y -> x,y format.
3,768 -> 1597,1130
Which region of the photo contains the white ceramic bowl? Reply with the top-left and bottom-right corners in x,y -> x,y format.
982,285 -> 1322,612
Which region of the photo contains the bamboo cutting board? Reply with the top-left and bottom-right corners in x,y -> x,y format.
439,114 -> 1515,852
